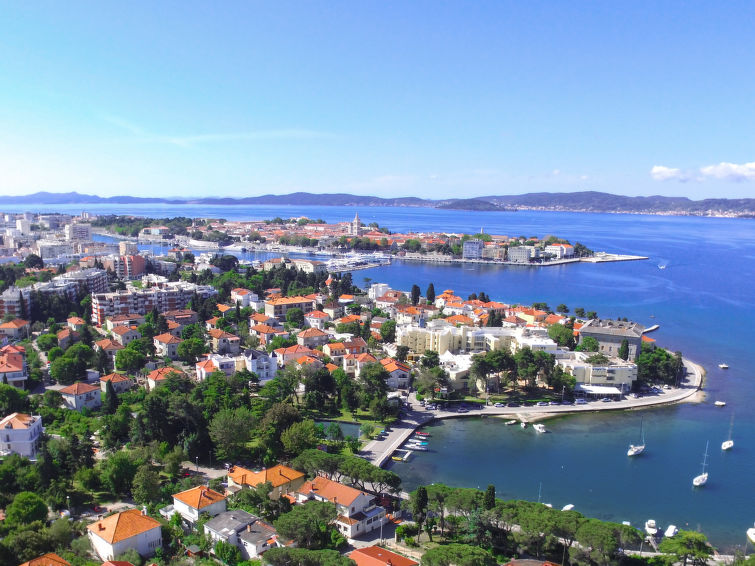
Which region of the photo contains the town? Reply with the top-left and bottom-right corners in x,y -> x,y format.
0,211 -> 709,566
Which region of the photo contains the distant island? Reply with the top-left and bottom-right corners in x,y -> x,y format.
2,190 -> 754,217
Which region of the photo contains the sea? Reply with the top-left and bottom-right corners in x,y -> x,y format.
4,202 -> 754,550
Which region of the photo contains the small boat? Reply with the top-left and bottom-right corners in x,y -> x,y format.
407,441 -> 428,446
747,523 -> 755,544
562,504 -> 575,511
664,525 -> 678,538
644,324 -> 660,333
645,519 -> 658,536
719,363 -> 729,369
627,417 -> 646,457
505,420 -> 517,426
722,415 -> 734,451
533,424 -> 547,433
622,521 -> 632,527
543,503 -> 552,508
415,431 -> 430,437
405,444 -> 428,451
714,401 -> 726,407
521,422 -> 528,429
692,441 -> 710,487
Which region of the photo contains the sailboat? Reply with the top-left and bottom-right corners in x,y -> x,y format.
692,441 -> 710,487
627,418 -> 645,456
721,415 -> 734,451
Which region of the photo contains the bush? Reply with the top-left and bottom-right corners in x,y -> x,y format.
404,536 -> 417,547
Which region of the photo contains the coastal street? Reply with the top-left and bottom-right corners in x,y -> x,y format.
362,357 -> 704,468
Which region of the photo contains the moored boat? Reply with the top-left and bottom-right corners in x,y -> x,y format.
505,419 -> 517,425
520,422 -> 528,429
714,401 -> 726,407
533,423 -> 547,433
747,523 -> 755,544
692,441 -> 710,487
664,525 -> 678,538
722,415 -> 734,451
627,417 -> 646,457
645,519 -> 658,536
562,504 -> 575,511
719,363 -> 729,369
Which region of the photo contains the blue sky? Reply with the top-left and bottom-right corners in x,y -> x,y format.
2,1 -> 754,200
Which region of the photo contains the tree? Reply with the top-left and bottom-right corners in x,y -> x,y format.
5,492 -> 48,526
131,465 -> 161,505
658,530 -> 713,566
215,539 -> 242,565
483,484 -> 495,510
37,333 -> 58,351
396,345 -> 410,363
380,319 -> 396,343
0,383 -> 29,415
24,254 -> 44,269
411,485 -> 428,542
574,307 -> 586,318
104,379 -> 119,414
99,451 -> 139,496
286,308 -> 305,328
411,284 -> 421,306
422,543 -> 497,566
426,282 -> 436,304
115,348 -> 146,373
421,350 -> 440,368
281,420 -> 320,457
49,357 -> 80,385
264,548 -> 355,566
548,323 -> 576,349
576,336 -> 600,352
210,407 -> 254,461
273,500 -> 338,549
556,303 -> 569,314
177,337 -> 207,363
618,339 -> 629,361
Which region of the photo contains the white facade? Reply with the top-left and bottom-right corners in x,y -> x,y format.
368,283 -> 390,301
243,349 -> 278,383
462,239 -> 484,259
557,351 -> 638,391
508,245 -> 540,263
0,413 -> 43,458
65,223 -> 92,241
88,515 -> 162,562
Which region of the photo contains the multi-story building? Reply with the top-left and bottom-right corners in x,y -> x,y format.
557,351 -> 638,393
203,510 -> 286,561
102,254 -> 147,280
462,239 -> 484,259
0,344 -> 28,388
397,319 -> 517,355
508,245 -> 541,263
91,282 -> 216,325
60,382 -> 102,411
0,413 -> 43,458
119,241 -> 139,255
64,223 -> 92,241
36,239 -> 74,259
154,333 -> 182,359
226,464 -> 306,500
264,296 -> 316,321
242,349 -> 277,383
296,476 -> 386,539
578,319 -> 645,361
0,318 -> 30,340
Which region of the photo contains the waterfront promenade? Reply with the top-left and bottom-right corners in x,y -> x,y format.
361,357 -> 703,468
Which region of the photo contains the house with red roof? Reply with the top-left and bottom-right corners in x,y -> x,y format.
296,327 -> 330,348
348,546 -> 418,566
296,476 -> 386,538
146,367 -> 185,390
60,382 -> 102,411
0,412 -> 42,458
100,373 -> 133,393
343,353 -> 378,377
153,332 -> 182,360
380,358 -> 412,389
304,309 -> 330,330
111,325 -> 141,347
208,328 -> 240,355
0,344 -> 28,388
172,485 -> 227,525
87,508 -> 162,561
94,338 -> 124,365
19,553 -> 71,566
0,318 -> 29,340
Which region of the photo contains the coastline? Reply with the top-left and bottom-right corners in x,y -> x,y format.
362,357 -> 704,469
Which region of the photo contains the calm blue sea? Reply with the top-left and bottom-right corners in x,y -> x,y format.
5,202 -> 754,550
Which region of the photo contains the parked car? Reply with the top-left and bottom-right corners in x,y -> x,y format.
494,402 -> 505,407
575,398 -> 588,405
536,401 -> 549,406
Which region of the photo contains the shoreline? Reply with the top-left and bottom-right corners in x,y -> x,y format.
362,356 -> 704,468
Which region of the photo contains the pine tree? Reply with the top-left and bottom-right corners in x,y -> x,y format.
483,484 -> 496,510
104,379 -> 119,414
426,283 -> 436,304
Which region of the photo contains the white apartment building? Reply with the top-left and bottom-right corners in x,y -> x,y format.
556,351 -> 638,392
0,413 -> 43,458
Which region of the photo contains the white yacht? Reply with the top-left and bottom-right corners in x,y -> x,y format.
718,363 -> 729,369
692,441 -> 710,487
664,525 -> 678,538
562,504 -> 575,511
533,423 -> 547,433
645,519 -> 658,536
721,415 -> 734,451
714,401 -> 726,407
747,523 -> 755,544
627,418 -> 645,457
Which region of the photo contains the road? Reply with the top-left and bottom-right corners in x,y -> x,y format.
362,357 -> 704,468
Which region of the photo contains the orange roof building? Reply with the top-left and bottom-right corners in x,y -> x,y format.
227,464 -> 306,500
349,546 -> 418,566
19,553 -> 71,566
172,485 -> 227,523
86,509 -> 162,561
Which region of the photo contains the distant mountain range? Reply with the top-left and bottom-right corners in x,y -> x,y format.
1,190 -> 753,216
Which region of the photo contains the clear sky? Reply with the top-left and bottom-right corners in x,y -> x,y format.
2,1 -> 754,200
